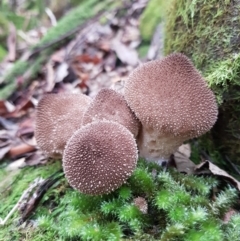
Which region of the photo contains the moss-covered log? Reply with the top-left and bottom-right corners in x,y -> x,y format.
163,0 -> 240,165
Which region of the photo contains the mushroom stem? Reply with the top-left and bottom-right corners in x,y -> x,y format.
137,125 -> 184,165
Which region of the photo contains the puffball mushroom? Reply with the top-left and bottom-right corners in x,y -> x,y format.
124,53 -> 218,165
35,93 -> 91,157
63,120 -> 138,195
82,88 -> 140,137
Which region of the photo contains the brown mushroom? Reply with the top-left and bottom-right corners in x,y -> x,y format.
35,93 -> 91,157
124,53 -> 218,164
82,88 -> 140,137
63,120 -> 138,195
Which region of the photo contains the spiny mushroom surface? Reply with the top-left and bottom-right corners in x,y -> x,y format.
82,88 -> 140,137
63,120 -> 138,195
124,53 -> 218,164
35,93 -> 91,157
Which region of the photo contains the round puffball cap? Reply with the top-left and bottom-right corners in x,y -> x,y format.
63,120 -> 138,195
35,93 -> 91,157
82,88 -> 140,137
124,53 -> 218,139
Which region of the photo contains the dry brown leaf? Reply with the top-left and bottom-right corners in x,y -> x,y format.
195,160 -> 240,191
0,101 -> 9,115
8,143 -> 36,158
51,49 -> 65,63
24,151 -> 47,166
73,54 -> 101,65
173,144 -> 196,174
0,145 -> 12,160
111,39 -> 139,66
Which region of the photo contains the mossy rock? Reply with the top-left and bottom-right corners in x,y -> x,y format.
163,0 -> 240,165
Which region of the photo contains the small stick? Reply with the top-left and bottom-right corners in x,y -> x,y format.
224,155 -> 240,176
0,177 -> 44,226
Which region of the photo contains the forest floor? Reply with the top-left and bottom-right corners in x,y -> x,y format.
0,0 -> 240,240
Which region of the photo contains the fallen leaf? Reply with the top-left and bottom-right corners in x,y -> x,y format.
111,39 -> 139,66
6,157 -> 26,171
54,62 -> 69,83
0,101 -> 9,116
0,145 -> 12,160
73,54 -> 101,65
51,49 -> 65,63
173,144 -> 196,174
104,53 -> 117,72
0,101 -> 16,115
0,117 -> 18,130
8,143 -> 36,158
195,160 -> 240,191
24,151 -> 47,166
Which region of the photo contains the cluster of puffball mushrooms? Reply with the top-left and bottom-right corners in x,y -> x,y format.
35,53 -> 218,195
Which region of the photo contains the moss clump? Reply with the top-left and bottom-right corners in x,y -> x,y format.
0,61 -> 29,100
0,159 -> 239,240
33,0 -> 112,49
163,0 -> 240,165
139,0 -> 175,42
164,0 -> 239,73
139,0 -> 162,42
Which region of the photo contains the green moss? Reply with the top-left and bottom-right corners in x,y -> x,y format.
33,0 -> 111,49
0,52 -> 47,100
163,0 -> 240,101
0,61 -> 29,100
0,159 -> 239,240
0,45 -> 7,61
139,0 -> 172,42
164,0 -> 238,72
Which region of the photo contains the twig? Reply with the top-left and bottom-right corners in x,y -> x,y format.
45,8 -> 57,27
0,177 -> 44,226
224,155 -> 240,176
18,170 -> 64,224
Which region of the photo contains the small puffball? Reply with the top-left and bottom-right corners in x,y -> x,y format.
63,120 -> 138,195
82,88 -> 140,137
35,93 -> 91,157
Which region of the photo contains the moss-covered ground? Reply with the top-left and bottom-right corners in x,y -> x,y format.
0,159 -> 240,241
